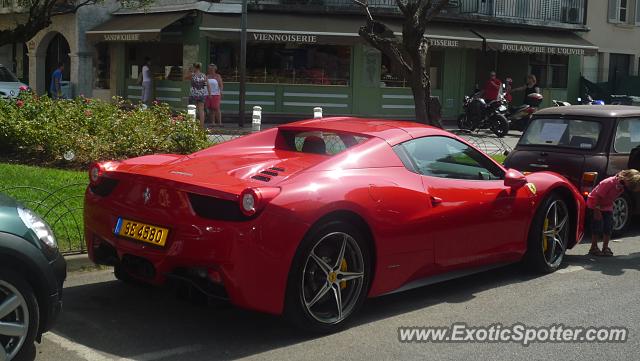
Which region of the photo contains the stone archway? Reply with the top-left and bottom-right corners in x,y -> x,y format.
44,33 -> 71,96
28,29 -> 75,95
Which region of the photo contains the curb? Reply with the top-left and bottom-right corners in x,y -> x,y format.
63,253 -> 106,273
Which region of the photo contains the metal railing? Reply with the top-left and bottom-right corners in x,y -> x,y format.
458,0 -> 586,25
245,0 -> 585,26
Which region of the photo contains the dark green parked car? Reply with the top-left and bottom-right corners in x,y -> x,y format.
0,193 -> 66,360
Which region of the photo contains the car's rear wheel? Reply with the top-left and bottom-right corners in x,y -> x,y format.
285,220 -> 371,333
612,194 -> 631,237
0,269 -> 39,361
526,195 -> 570,273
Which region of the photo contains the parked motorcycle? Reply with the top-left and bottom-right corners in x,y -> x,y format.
577,95 -> 605,105
457,92 -> 510,138
506,92 -> 544,132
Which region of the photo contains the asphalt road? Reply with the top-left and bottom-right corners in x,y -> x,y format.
18,220 -> 639,361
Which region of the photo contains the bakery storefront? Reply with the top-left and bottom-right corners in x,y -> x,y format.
89,10 -> 597,119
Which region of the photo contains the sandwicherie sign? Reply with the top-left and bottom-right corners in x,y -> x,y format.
90,32 -> 161,42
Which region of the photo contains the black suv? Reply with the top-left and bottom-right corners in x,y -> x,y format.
0,193 -> 66,360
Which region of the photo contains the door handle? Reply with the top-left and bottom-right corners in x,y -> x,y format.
431,196 -> 443,206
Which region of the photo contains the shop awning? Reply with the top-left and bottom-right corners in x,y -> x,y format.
200,13 -> 481,48
471,26 -> 597,56
87,12 -> 189,42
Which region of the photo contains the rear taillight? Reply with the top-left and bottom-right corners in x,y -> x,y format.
89,162 -> 104,186
239,187 -> 281,217
580,172 -> 598,197
89,161 -> 119,188
526,107 -> 536,114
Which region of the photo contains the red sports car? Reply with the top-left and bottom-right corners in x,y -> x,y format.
84,118 -> 585,332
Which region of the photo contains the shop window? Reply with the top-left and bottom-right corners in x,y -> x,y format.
210,42 -> 351,86
94,43 -> 110,89
125,43 -> 183,81
529,54 -> 568,89
380,50 -> 443,88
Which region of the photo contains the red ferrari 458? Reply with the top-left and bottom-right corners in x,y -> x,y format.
85,118 -> 585,332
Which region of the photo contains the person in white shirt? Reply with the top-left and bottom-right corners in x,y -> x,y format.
140,57 -> 152,105
206,64 -> 224,125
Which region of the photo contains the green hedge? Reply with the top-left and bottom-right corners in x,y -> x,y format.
0,92 -> 210,167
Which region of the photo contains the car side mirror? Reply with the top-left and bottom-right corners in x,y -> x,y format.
504,169 -> 527,188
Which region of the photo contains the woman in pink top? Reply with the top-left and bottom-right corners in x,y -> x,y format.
587,169 -> 640,256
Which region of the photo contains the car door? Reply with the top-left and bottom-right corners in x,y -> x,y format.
394,136 -> 531,270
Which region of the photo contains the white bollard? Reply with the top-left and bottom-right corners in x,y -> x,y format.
313,107 -> 323,119
252,106 -> 262,131
187,104 -> 196,120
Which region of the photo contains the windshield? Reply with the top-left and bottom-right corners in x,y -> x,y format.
0,66 -> 19,83
520,118 -> 602,150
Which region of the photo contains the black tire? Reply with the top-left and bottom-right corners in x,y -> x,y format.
490,114 -> 509,137
0,268 -> 40,361
612,193 -> 632,238
457,114 -> 473,130
285,220 -> 371,333
525,194 -> 571,273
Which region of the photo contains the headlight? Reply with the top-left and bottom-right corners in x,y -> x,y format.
17,207 -> 58,250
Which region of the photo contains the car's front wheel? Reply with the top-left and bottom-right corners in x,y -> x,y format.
612,194 -> 631,237
526,195 -> 571,273
0,269 -> 39,361
285,220 -> 371,333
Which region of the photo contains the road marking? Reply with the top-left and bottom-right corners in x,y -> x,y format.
556,265 -> 585,274
45,332 -> 203,361
45,333 -> 115,361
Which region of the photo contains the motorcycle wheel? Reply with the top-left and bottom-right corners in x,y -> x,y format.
457,114 -> 474,131
490,114 -> 509,138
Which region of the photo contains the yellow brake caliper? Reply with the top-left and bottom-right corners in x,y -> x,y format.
542,218 -> 549,252
340,259 -> 348,289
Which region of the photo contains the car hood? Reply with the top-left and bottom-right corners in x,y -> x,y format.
0,82 -> 27,98
112,150 -> 328,197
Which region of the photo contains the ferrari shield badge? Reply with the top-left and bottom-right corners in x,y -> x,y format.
526,182 -> 537,195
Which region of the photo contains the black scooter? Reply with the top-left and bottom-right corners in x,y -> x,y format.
506,92 -> 544,132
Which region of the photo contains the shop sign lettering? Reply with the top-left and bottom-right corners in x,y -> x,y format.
103,33 -> 141,41
501,43 -> 586,55
252,33 -> 318,43
428,38 -> 459,48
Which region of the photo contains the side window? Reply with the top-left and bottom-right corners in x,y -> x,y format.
394,136 -> 504,180
614,118 -> 640,153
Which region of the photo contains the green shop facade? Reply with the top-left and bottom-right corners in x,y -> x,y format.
87,11 -> 597,120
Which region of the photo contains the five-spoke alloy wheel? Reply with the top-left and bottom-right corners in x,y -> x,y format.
0,270 -> 39,361
527,195 -> 571,273
286,221 -> 370,333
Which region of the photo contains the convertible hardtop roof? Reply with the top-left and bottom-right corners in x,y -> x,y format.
278,117 -> 451,145
535,105 -> 640,118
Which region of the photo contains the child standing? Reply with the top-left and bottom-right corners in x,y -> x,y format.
587,169 -> 640,256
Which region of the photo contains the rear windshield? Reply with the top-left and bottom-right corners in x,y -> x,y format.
0,66 -> 19,82
279,130 -> 369,156
520,118 -> 602,150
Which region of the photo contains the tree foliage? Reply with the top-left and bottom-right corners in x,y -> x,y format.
0,0 -> 153,47
356,0 -> 450,127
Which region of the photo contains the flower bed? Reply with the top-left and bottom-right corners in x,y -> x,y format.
0,91 -> 209,167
